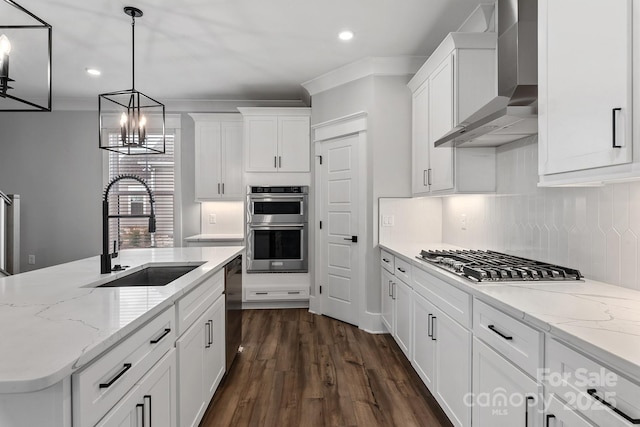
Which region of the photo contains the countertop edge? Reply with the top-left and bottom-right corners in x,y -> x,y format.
0,247 -> 244,394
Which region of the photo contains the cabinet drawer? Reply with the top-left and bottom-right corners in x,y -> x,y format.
72,307 -> 175,427
394,256 -> 412,285
546,339 -> 640,427
381,249 -> 394,273
412,265 -> 471,328
245,287 -> 309,301
546,394 -> 597,427
176,269 -> 224,335
473,299 -> 543,378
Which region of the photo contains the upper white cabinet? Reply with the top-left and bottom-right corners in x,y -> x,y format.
408,33 -> 497,196
191,114 -> 243,200
538,0 -> 635,185
238,107 -> 311,172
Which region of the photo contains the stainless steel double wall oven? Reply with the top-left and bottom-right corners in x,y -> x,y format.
246,186 -> 308,273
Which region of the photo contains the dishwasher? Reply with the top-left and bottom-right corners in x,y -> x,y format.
225,255 -> 243,371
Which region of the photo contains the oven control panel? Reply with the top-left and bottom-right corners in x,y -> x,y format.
250,186 -> 308,194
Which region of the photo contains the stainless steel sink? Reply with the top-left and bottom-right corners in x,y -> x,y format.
98,265 -> 201,287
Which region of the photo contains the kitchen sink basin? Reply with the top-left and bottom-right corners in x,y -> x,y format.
98,265 -> 201,287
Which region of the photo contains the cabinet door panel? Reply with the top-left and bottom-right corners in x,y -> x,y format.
428,55 -> 454,192
177,319 -> 207,427
412,82 -> 430,195
96,384 -> 142,427
381,268 -> 394,334
411,290 -> 436,390
540,0 -> 632,174
473,338 -> 540,427
221,121 -> 244,198
245,117 -> 278,172
203,296 -> 226,399
195,123 -> 222,200
434,308 -> 471,427
394,279 -> 412,358
278,116 -> 310,172
139,349 -> 177,427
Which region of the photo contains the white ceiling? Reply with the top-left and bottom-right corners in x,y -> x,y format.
2,0 -> 487,105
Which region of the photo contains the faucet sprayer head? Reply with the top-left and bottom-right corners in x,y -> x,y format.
148,216 -> 156,233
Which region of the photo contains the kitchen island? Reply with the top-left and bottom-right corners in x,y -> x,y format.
0,246 -> 243,426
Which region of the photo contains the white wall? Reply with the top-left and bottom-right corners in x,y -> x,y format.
442,136 -> 640,292
200,201 -> 244,235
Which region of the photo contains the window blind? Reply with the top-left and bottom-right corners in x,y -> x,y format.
107,130 -> 175,250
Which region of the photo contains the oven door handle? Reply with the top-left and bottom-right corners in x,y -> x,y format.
249,224 -> 306,230
248,195 -> 306,200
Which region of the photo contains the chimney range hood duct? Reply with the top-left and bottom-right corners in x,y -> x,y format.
435,0 -> 538,148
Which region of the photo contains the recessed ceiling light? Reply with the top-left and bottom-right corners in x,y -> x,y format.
86,68 -> 101,76
338,30 -> 354,41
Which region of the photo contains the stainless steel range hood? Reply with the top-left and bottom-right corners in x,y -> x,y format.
435,0 -> 538,148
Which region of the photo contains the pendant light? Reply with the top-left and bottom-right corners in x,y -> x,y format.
98,6 -> 165,155
0,0 -> 52,111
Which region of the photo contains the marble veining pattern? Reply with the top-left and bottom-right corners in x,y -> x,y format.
0,246 -> 243,393
381,243 -> 640,381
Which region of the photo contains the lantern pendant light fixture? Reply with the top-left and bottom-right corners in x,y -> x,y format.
0,33 -> 12,97
98,6 -> 165,155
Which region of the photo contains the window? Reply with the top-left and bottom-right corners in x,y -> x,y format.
106,128 -> 177,250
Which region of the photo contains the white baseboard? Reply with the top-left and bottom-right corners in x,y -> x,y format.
242,300 -> 309,310
359,311 -> 386,334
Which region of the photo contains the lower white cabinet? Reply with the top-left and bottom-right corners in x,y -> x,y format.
545,394 -> 597,427
472,337 -> 540,427
177,294 -> 225,427
97,348 -> 177,427
394,278 -> 412,358
411,289 -> 471,427
381,267 -> 394,334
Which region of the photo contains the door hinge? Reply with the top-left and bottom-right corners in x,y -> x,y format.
319,221 -> 322,229
319,285 -> 322,294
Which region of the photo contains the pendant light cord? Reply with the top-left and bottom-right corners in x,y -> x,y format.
131,13 -> 135,91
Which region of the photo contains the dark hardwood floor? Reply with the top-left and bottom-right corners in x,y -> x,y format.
200,309 -> 452,427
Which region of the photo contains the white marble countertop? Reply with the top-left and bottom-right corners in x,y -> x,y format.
0,246 -> 244,394
184,234 -> 244,242
380,243 -> 640,382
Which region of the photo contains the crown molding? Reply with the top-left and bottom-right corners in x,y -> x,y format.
301,56 -> 426,96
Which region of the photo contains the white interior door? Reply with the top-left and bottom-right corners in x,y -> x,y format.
320,134 -> 359,326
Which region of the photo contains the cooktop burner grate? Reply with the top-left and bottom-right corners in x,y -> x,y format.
416,249 -> 582,283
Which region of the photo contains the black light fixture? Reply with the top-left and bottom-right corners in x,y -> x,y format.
98,6 -> 165,155
0,0 -> 52,111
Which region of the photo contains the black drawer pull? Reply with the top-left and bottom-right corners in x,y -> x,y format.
99,363 -> 132,388
255,292 -> 268,295
525,396 -> 534,427
587,388 -> 640,424
205,321 -> 211,348
545,414 -> 555,427
397,267 -> 406,273
288,291 -> 300,294
382,258 -> 390,263
488,324 -> 513,340
150,328 -> 171,344
612,107 -> 622,148
428,314 -> 433,338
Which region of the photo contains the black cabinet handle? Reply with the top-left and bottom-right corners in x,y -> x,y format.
205,321 -> 211,348
274,156 -> 277,168
587,388 -> 640,424
382,258 -> 390,263
428,314 -> 433,337
208,320 -> 213,345
613,107 -> 622,148
288,291 -> 300,295
427,168 -> 432,186
150,328 -> 171,344
391,282 -> 396,300
99,363 -> 132,388
144,395 -> 152,427
344,236 -> 358,243
397,267 -> 406,273
217,183 -> 221,194
488,324 -> 513,340
256,292 -> 268,295
431,316 -> 437,341
279,156 -> 282,168
423,169 -> 428,187
222,183 -> 225,194
546,414 -> 555,427
525,396 -> 534,427
137,403 -> 145,427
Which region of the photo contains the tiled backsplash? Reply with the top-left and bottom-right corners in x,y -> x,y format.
200,201 -> 244,235
443,136 -> 640,291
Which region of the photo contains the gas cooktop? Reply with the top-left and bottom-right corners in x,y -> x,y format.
416,249 -> 583,283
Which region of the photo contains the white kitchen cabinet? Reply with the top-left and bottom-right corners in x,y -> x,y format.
176,294 -> 225,427
381,267 -> 395,334
545,394 -> 597,427
473,338 -> 540,427
538,0 -> 635,185
394,275 -> 412,358
412,290 -> 437,391
97,348 -> 177,427
238,107 -> 311,173
191,114 -> 244,201
408,33 -> 497,196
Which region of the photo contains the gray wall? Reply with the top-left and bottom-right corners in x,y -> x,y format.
0,111 -> 102,272
310,75 -> 413,315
